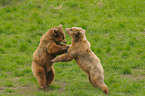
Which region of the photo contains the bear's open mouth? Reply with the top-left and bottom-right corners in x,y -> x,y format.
55,41 -> 60,45
55,41 -> 66,45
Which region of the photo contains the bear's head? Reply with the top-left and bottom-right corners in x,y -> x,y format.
65,27 -> 86,42
52,25 -> 67,44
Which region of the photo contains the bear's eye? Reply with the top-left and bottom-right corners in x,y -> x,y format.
70,29 -> 72,31
63,37 -> 64,39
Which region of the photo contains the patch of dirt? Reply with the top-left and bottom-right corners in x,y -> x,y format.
120,68 -> 145,81
140,31 -> 145,35
16,81 -> 67,95
0,79 -> 68,95
52,2 -> 63,10
16,86 -> 38,95
0,86 -> 6,94
53,81 -> 67,93
97,0 -> 104,8
117,92 -> 131,95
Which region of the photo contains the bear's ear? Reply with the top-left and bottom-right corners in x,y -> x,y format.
54,29 -> 59,34
75,32 -> 81,36
83,29 -> 86,33
75,31 -> 83,37
59,24 -> 63,28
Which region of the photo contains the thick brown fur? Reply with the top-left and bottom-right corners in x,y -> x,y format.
32,25 -> 69,88
51,27 -> 109,94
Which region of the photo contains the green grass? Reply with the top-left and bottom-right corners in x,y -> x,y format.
0,0 -> 145,95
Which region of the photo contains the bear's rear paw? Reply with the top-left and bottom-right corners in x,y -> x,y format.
40,85 -> 47,89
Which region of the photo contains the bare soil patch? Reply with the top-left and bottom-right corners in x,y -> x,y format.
120,68 -> 145,81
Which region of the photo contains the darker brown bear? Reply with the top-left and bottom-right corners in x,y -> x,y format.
32,25 -> 69,88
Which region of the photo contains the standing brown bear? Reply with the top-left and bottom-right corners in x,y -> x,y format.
51,27 -> 109,94
32,25 -> 69,88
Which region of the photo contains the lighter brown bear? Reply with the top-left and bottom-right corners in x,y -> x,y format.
51,27 -> 109,94
32,25 -> 69,88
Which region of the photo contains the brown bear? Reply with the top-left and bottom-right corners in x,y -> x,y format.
32,25 -> 69,88
51,27 -> 109,94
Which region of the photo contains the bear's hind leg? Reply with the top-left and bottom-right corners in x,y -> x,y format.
46,67 -> 55,86
89,72 -> 109,94
33,66 -> 46,88
88,74 -> 96,87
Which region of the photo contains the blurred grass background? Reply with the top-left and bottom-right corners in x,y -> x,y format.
0,0 -> 145,96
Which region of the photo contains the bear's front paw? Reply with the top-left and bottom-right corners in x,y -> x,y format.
40,85 -> 47,89
50,60 -> 54,63
51,58 -> 57,63
64,46 -> 70,53
67,45 -> 70,49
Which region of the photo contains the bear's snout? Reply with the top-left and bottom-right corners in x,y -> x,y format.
65,28 -> 69,31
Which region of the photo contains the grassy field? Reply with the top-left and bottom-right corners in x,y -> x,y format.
0,0 -> 145,96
